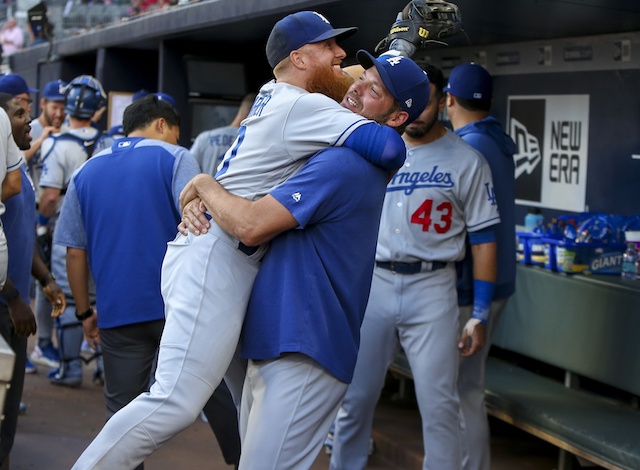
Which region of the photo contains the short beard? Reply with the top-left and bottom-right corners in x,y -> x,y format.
307,64 -> 352,103
404,112 -> 438,139
44,110 -> 61,128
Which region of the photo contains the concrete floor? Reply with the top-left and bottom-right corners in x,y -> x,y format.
8,351 -> 563,470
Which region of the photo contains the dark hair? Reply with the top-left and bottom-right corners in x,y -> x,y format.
0,92 -> 14,111
454,96 -> 492,112
122,94 -> 180,136
421,63 -> 445,97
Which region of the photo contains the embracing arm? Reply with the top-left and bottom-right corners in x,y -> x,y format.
343,123 -> 406,172
180,174 -> 297,246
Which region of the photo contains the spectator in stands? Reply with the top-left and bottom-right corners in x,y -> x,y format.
0,18 -> 25,58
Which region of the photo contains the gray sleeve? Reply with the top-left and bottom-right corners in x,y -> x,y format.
172,149 -> 201,212
53,179 -> 87,249
39,140 -> 65,189
189,133 -> 207,171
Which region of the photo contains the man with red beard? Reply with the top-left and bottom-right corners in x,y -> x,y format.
72,11 -> 419,470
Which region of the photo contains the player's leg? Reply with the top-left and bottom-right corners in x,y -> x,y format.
49,305 -> 83,387
30,284 -> 59,368
330,268 -> 400,470
400,266 -> 463,470
239,354 -> 347,470
0,303 -> 27,465
99,319 -> 164,419
458,298 -> 508,470
71,229 -> 263,469
202,380 -> 241,467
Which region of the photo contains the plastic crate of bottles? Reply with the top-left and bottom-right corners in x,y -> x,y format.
516,232 -> 545,265
556,241 -> 627,275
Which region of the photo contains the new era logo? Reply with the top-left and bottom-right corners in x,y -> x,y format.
405,98 -> 413,108
291,192 -> 301,202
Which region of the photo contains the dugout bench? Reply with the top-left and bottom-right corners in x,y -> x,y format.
389,264 -> 640,470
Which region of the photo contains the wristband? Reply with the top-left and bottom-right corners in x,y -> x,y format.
39,272 -> 56,288
75,307 -> 94,321
37,213 -> 50,227
3,288 -> 20,301
471,279 -> 495,325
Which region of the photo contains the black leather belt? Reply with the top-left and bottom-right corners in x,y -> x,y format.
238,242 -> 260,256
376,260 -> 448,274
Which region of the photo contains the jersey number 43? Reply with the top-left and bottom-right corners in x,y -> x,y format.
411,199 -> 452,233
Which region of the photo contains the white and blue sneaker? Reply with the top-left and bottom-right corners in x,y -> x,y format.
30,342 -> 60,369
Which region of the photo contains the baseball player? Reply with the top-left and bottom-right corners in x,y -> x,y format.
190,93 -> 256,176
447,63 -> 518,470
71,11 -> 413,469
330,64 -> 499,470
177,50 -> 429,469
0,108 -> 23,291
38,75 -> 107,387
0,92 -> 65,466
24,79 -> 68,372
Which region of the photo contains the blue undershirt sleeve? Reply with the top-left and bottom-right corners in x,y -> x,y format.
343,123 -> 406,172
468,225 -> 496,245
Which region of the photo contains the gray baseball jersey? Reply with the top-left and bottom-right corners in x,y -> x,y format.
40,127 -> 100,192
377,129 -> 499,263
216,80 -> 371,200
190,125 -> 239,176
1,108 -> 24,216
28,118 -> 69,197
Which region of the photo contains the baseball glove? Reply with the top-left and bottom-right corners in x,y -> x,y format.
375,0 -> 464,57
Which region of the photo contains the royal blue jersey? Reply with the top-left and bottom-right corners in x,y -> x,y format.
455,117 -> 518,304
1,165 -> 36,304
54,137 -> 200,328
241,147 -> 388,383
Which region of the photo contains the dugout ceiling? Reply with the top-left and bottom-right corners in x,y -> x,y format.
12,0 -> 640,65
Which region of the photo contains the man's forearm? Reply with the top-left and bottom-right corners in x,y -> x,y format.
67,247 -> 90,311
190,175 -> 297,246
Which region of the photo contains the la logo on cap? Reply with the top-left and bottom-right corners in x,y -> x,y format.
386,57 -> 403,66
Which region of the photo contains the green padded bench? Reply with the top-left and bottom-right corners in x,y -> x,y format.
485,357 -> 640,470
389,264 -> 640,469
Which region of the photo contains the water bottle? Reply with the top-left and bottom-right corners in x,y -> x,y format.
524,209 -> 544,232
621,243 -> 638,280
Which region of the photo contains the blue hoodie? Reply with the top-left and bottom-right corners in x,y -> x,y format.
456,116 -> 518,305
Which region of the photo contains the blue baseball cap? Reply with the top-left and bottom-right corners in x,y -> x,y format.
43,80 -> 67,101
154,92 -> 175,107
0,73 -> 38,95
266,11 -> 357,69
132,89 -> 150,101
356,50 -> 430,124
443,63 -> 493,100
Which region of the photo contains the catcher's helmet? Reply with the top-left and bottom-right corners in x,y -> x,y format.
64,75 -> 107,119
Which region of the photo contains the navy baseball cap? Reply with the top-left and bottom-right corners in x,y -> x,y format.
357,50 -> 430,124
266,11 -> 357,69
0,73 -> 38,95
154,92 -> 175,107
132,89 -> 150,101
443,63 -> 493,100
43,80 -> 67,101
